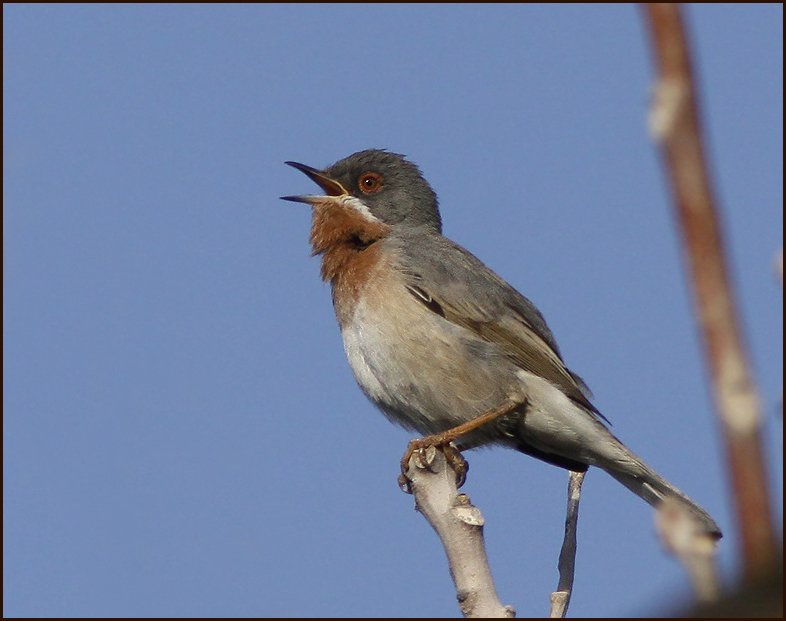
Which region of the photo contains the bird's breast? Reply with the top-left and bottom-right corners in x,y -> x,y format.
336,255 -> 521,440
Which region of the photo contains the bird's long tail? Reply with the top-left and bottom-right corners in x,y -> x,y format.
510,382 -> 723,539
604,462 -> 722,540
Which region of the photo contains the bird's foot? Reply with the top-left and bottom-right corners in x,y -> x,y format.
397,397 -> 523,493
398,439 -> 468,494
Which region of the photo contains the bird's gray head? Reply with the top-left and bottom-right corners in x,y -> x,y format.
283,149 -> 442,233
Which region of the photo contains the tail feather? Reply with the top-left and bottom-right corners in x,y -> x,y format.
508,382 -> 722,538
605,465 -> 722,540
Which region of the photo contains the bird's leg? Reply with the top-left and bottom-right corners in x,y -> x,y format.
399,396 -> 524,492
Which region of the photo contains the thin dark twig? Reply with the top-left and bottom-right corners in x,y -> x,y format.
549,470 -> 585,618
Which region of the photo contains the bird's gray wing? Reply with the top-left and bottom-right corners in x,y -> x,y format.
394,230 -> 606,422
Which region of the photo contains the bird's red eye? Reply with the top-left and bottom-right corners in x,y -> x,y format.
358,172 -> 384,194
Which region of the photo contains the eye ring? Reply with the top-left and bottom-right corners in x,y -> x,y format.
358,172 -> 384,194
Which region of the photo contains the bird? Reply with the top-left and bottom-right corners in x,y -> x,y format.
281,148 -> 722,539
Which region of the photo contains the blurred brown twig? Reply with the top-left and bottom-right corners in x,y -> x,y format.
641,3 -> 779,584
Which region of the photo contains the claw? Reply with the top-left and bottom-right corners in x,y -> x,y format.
443,443 -> 469,488
399,440 -> 468,492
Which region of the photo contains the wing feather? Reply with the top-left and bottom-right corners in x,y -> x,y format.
396,231 -> 607,422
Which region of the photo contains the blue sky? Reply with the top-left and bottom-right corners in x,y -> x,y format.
4,4 -> 782,617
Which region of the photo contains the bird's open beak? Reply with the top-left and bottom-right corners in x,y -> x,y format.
281,161 -> 350,204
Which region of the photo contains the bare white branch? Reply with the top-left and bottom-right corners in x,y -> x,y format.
404,446 -> 515,618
